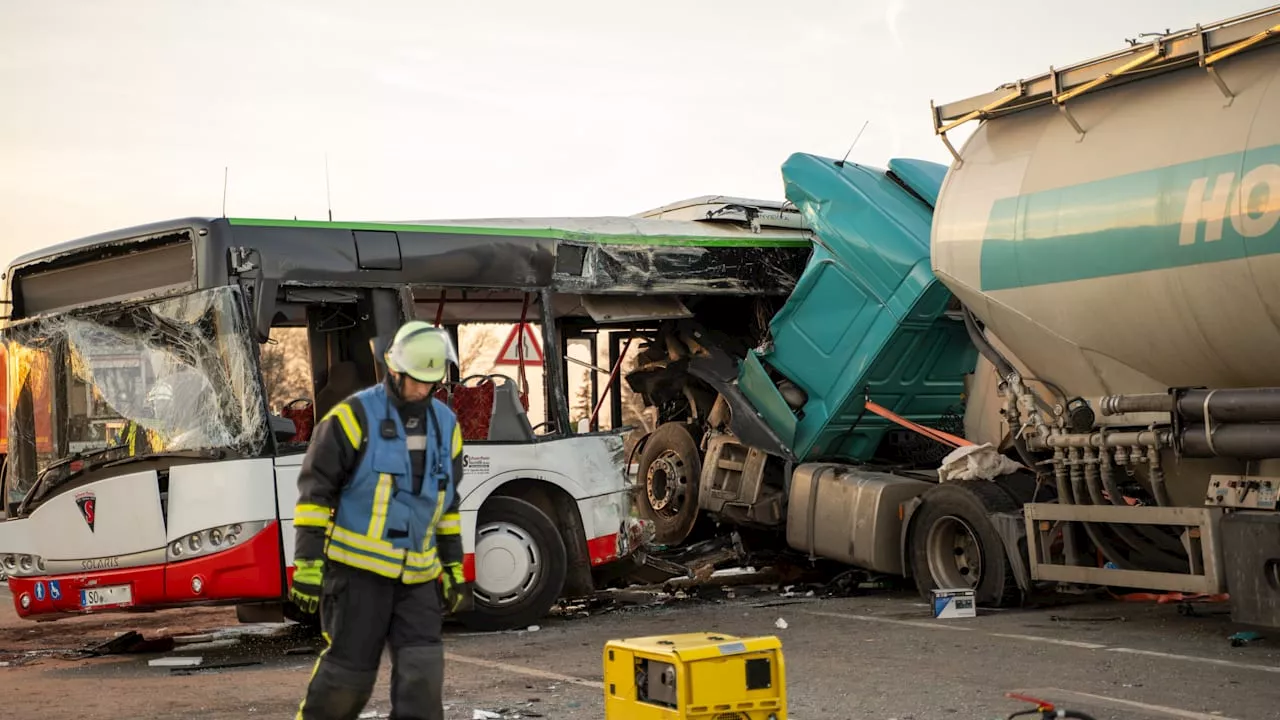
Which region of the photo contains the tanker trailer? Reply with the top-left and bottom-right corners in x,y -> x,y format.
928,4 -> 1280,626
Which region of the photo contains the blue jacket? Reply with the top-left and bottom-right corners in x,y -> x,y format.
301,382 -> 461,583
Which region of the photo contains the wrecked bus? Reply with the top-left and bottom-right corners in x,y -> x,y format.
0,198 -> 814,629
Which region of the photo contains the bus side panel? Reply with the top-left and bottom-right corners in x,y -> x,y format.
166,459 -> 279,541
274,456 -> 304,567
33,469 -> 167,568
164,458 -> 283,603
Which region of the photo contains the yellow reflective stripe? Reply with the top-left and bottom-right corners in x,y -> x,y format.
452,423 -> 463,457
367,473 -> 394,539
323,402 -> 362,448
401,566 -> 442,584
329,525 -> 406,561
405,548 -> 438,570
424,489 -> 445,540
436,512 -> 461,535
294,503 -> 332,528
295,629 -> 333,720
326,546 -> 403,577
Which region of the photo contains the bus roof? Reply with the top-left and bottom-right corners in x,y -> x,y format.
8,195 -> 812,273
5,198 -> 816,318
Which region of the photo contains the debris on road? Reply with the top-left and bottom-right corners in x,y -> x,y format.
1229,630 -> 1264,647
149,656 -> 203,668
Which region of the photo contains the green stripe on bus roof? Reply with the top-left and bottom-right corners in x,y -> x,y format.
226,217 -> 813,248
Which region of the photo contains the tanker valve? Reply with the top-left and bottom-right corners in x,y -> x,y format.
1066,398 -> 1095,433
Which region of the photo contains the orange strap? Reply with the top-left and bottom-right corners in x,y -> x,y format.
862,400 -> 973,449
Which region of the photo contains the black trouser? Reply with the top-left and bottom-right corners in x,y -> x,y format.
297,560 -> 445,720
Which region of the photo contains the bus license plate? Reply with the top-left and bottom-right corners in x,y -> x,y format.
81,585 -> 132,609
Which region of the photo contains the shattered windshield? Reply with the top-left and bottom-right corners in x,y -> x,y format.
3,286 -> 267,506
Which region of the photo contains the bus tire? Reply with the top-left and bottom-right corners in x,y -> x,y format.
908,480 -> 1021,607
459,495 -> 567,632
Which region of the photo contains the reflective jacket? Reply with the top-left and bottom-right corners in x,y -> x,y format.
293,381 -> 464,584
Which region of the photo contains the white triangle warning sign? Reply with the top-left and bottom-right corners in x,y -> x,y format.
495,323 -> 544,366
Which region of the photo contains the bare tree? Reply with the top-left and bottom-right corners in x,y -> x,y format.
458,324 -> 509,377
260,328 -> 313,411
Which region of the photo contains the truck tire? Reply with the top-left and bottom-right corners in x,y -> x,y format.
459,496 -> 567,632
636,422 -> 702,546
908,480 -> 1021,607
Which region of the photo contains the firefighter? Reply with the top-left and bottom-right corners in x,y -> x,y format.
120,381 -> 171,456
290,321 -> 472,720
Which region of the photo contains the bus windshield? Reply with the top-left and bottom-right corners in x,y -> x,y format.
3,286 -> 268,506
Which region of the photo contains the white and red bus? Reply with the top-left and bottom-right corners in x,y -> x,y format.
0,205 -> 810,629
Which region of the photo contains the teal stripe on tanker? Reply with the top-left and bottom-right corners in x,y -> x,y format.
979,143 -> 1280,291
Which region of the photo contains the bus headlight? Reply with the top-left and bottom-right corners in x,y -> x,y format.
167,520 -> 271,563
2,553 -> 47,578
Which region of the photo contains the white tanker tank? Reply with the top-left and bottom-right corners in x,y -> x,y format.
926,5 -> 1280,627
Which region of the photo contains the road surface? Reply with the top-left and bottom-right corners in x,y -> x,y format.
2,583 -> 1278,719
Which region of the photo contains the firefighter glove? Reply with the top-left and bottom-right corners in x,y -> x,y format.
440,563 -> 473,614
290,558 -> 324,615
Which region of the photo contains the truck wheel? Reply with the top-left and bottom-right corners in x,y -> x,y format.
637,422 -> 702,546
908,480 -> 1021,607
459,496 -> 567,632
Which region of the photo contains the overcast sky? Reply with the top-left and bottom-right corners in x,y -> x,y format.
0,0 -> 1262,269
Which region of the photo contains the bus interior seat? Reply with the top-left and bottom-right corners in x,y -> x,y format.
445,379 -> 497,442
315,361 -> 362,419
488,378 -> 536,442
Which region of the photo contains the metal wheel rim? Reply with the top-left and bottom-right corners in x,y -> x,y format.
926,514 -> 983,590
473,520 -> 542,607
645,449 -> 690,519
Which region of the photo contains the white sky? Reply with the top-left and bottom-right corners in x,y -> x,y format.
0,0 -> 1261,269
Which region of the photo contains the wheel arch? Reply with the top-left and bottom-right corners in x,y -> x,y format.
903,479 -> 1033,604
478,476 -> 594,597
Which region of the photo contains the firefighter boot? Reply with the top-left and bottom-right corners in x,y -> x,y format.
297,659 -> 378,720
389,643 -> 445,720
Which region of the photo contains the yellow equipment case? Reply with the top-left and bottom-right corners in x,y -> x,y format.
602,632 -> 787,719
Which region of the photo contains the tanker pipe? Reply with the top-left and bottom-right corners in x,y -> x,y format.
1102,388 -> 1280,423
1045,429 -> 1173,450
1081,447 -> 1189,570
1177,388 -> 1280,423
1147,434 -> 1172,507
1100,393 -> 1172,416
1098,432 -> 1187,553
961,306 -> 1042,470
1052,447 -> 1081,567
1066,447 -> 1139,571
1180,423 -> 1280,459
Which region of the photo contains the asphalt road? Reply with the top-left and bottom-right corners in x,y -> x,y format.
2,583 -> 1279,719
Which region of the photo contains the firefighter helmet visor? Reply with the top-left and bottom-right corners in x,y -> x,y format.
383,322 -> 457,383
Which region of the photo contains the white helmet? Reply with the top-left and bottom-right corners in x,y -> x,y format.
383,321 -> 458,383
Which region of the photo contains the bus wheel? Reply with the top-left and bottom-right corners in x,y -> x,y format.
459,496 -> 567,632
637,422 -> 702,546
907,480 -> 1021,607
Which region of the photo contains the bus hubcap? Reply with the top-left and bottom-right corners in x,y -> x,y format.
473,520 -> 541,607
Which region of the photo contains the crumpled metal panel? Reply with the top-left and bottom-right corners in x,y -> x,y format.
554,243 -> 808,295
741,153 -> 977,462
